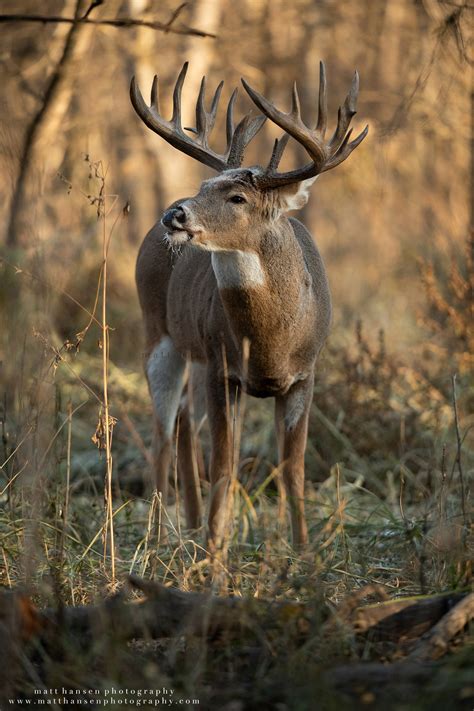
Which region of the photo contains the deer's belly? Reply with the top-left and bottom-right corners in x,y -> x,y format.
231,369 -> 308,398
244,377 -> 292,398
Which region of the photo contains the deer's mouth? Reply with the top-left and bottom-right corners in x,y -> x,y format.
165,227 -> 202,246
170,228 -> 192,241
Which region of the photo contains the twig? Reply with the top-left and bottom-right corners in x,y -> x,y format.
399,469 -> 406,522
81,0 -> 104,21
0,257 -> 102,329
451,374 -> 467,528
57,400 -> 74,575
162,3 -> 188,33
100,168 -> 116,585
0,13 -> 216,38
0,426 -> 33,477
381,36 -> 441,137
117,406 -> 153,467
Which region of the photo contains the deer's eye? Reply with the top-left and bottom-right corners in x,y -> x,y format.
229,195 -> 247,204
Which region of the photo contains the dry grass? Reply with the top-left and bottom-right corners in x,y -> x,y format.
0,179 -> 472,705
0,2 -> 473,700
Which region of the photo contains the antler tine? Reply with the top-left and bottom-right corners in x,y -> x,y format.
241,78 -> 305,133
291,82 -> 301,119
171,62 -> 188,129
226,89 -> 238,151
227,113 -> 267,168
195,77 -> 224,148
267,134 -> 290,172
322,124 -> 369,172
328,70 -> 359,152
209,81 -> 224,125
150,75 -> 160,113
195,76 -> 207,139
315,61 -> 327,135
131,66 -> 225,171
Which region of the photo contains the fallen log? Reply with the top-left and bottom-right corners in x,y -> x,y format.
407,592 -> 474,661
324,592 -> 474,699
3,578 -> 471,659
354,590 -> 469,641
35,575 -> 311,650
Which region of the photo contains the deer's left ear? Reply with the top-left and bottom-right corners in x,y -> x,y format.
277,176 -> 318,212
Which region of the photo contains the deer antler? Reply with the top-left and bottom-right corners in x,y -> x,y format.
241,61 -> 368,189
130,62 -> 266,171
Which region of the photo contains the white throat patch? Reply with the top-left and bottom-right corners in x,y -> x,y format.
211,250 -> 265,289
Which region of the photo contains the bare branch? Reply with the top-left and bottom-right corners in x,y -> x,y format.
451,374 -> 468,528
0,12 -> 217,39
81,0 -> 104,21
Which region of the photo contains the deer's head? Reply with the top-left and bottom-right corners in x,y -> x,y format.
130,62 -> 368,253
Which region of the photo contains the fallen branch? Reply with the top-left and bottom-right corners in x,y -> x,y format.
4,579 -> 471,661
324,592 -> 474,695
34,576 -> 310,649
354,590 -> 468,640
407,591 -> 474,661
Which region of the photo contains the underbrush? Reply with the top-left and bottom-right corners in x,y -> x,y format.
0,206 -> 472,707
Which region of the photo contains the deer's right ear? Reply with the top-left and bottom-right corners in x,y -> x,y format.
277,176 -> 318,213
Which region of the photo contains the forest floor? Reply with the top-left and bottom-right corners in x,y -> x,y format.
1,231 -> 473,710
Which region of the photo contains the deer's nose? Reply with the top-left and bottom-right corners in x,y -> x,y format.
162,206 -> 186,229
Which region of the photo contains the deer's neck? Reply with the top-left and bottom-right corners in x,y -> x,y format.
211,250 -> 266,290
210,220 -> 313,380
211,220 -> 308,294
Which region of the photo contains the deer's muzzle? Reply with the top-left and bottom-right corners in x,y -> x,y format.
162,206 -> 187,230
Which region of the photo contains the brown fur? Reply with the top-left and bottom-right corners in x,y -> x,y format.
136,171 -> 331,548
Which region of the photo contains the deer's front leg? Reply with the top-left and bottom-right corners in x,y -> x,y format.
275,373 -> 314,548
206,372 -> 239,549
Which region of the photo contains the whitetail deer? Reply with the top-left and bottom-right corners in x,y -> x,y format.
131,62 -> 367,548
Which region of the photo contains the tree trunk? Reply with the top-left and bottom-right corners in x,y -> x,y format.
6,0 -> 93,247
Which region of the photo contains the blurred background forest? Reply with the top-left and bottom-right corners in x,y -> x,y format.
0,0 -> 472,581
0,1 -> 473,706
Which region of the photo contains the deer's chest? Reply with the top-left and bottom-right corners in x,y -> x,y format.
167,250 -> 316,393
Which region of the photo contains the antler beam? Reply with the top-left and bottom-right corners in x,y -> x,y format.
241,61 -> 368,189
130,62 -> 266,172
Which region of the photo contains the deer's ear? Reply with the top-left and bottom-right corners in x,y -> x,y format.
277,176 -> 318,212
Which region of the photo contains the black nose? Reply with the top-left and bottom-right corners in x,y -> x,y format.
162,206 -> 186,229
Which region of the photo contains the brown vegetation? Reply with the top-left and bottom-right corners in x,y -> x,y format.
0,0 -> 472,709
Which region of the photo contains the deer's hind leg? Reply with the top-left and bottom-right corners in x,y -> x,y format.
274,373 -> 314,548
176,364 -> 207,530
176,405 -> 202,530
147,336 -> 187,519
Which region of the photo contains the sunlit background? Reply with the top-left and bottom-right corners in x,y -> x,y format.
0,0 -> 473,705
